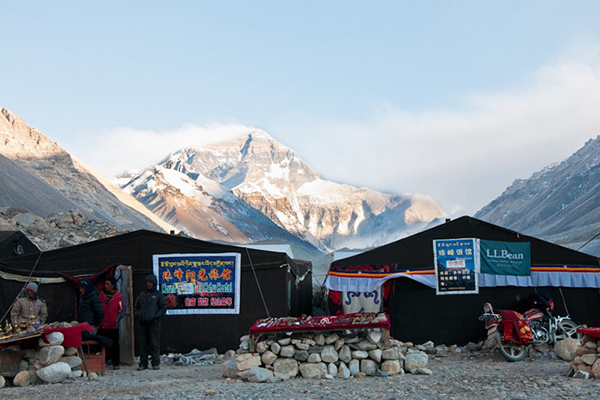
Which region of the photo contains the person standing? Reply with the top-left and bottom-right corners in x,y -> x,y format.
11,282 -> 48,328
134,274 -> 167,370
98,277 -> 125,370
77,279 -> 113,348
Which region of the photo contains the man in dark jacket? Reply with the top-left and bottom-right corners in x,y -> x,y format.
78,279 -> 113,348
134,274 -> 167,370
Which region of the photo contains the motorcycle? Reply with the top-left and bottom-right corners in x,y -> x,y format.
479,293 -> 581,362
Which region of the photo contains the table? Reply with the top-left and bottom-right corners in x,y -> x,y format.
42,322 -> 95,347
249,312 -> 391,352
577,327 -> 600,339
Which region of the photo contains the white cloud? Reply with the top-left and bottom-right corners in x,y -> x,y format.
73,47 -> 600,216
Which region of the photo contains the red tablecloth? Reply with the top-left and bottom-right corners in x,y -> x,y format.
249,313 -> 390,337
43,322 -> 95,347
577,327 -> 600,339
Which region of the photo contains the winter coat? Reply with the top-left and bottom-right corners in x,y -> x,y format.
11,294 -> 48,327
99,290 -> 125,329
78,279 -> 104,327
134,274 -> 167,325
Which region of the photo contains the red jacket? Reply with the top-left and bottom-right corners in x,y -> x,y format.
99,290 -> 125,329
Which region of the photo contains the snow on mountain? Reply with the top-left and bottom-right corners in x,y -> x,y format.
0,107 -> 169,233
475,135 -> 600,255
122,129 -> 444,252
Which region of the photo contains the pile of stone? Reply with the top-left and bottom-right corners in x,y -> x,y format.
556,335 -> 600,379
0,330 -> 87,389
222,330 -> 435,383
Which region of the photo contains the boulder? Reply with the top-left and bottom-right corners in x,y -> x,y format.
581,354 -> 599,366
590,358 -> 600,378
348,359 -> 360,376
235,353 -> 261,371
360,359 -> 378,376
39,332 -> 64,347
307,353 -> 321,363
404,352 -> 428,371
13,370 -> 30,387
299,362 -> 327,379
327,362 -> 338,377
64,347 -> 78,356
321,345 -> 338,363
367,331 -> 382,344
0,375 -> 4,388
59,356 -> 82,369
314,334 -> 325,346
351,350 -> 368,360
271,342 -> 281,355
256,341 -> 269,354
294,350 -> 309,362
221,359 -> 238,378
382,347 -> 399,360
273,358 -> 299,380
358,340 -> 377,351
295,342 -> 310,351
280,345 -> 295,358
555,338 -> 581,361
368,349 -> 382,363
247,367 -> 274,383
36,362 -> 71,383
334,339 -> 345,351
261,351 -> 277,365
69,370 -> 83,379
381,360 -> 402,375
339,345 -> 352,363
325,333 -> 339,345
278,338 -> 291,346
40,345 -> 65,366
337,362 -> 351,379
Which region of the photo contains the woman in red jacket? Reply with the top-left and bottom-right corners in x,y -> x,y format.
99,276 -> 125,370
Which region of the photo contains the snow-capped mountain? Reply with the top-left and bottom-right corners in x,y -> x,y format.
0,107 -> 171,233
475,135 -> 600,254
121,130 -> 444,252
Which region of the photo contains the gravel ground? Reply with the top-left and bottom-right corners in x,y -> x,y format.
2,353 -> 600,400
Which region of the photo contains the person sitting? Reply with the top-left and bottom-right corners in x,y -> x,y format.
78,279 -> 113,348
11,282 -> 48,328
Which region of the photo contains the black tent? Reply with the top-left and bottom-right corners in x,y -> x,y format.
329,216 -> 600,345
0,231 -> 40,259
0,230 -> 312,353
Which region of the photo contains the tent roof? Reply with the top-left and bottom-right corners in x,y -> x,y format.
0,230 -> 40,260
0,229 -> 310,278
331,216 -> 600,270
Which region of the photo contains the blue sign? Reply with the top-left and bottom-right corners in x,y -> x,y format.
433,239 -> 480,295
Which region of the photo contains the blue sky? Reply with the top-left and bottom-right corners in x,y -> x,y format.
2,1 -> 600,214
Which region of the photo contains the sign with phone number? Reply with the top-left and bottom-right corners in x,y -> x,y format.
152,253 -> 241,315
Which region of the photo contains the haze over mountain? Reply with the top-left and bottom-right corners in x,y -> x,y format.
0,107 -> 172,233
120,130 -> 444,252
476,135 -> 600,256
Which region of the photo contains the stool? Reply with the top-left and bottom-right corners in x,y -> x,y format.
79,340 -> 106,376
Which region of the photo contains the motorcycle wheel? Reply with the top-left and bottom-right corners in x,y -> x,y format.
555,319 -> 582,341
497,333 -> 527,362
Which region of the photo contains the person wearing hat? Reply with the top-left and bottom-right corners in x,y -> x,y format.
11,282 -> 48,327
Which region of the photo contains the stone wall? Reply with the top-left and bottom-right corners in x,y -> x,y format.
559,334 -> 600,379
222,330 -> 437,382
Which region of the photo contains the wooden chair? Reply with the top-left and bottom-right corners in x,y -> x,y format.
79,340 -> 106,376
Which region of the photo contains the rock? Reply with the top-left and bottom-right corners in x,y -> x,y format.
584,341 -> 598,350
295,342 -> 310,351
381,360 -> 402,375
345,336 -> 359,344
368,349 -> 382,363
573,370 -> 590,380
358,340 -> 377,351
314,334 -> 325,346
351,350 -> 369,359
367,331 -> 382,344
338,362 -> 351,379
555,338 -> 581,361
222,359 -> 238,378
19,359 -> 28,371
328,362 -> 338,377
271,342 -> 281,355
59,356 -> 82,369
64,347 -> 78,356
224,350 -> 236,360
349,359 -> 360,376
40,345 -> 65,366
339,345 -> 352,363
590,358 -> 600,378
240,335 -> 250,342
239,341 -> 249,351
422,340 -> 435,349
309,345 -> 323,354
307,353 -> 321,363
36,361 -> 71,383
294,350 -> 309,362
273,358 -> 299,380
466,342 -> 481,352
69,370 -> 83,379
382,347 -> 399,360
27,367 -> 41,385
205,390 -> 217,396
581,354 -> 598,366
576,346 -> 595,356
334,339 -> 345,351
247,367 -> 274,383
13,370 -> 30,387
417,367 -> 433,375
299,362 -> 327,379
354,372 -> 367,379
280,345 -> 295,358
325,333 -> 339,344
278,338 -> 291,346
39,332 -> 64,347
261,351 -> 277,365
360,359 -> 378,376
404,353 -> 428,371
0,375 -> 4,388
303,338 -> 316,345
321,345 -> 339,363
88,372 -> 98,381
235,353 -> 261,371
256,341 -> 269,354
